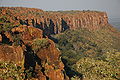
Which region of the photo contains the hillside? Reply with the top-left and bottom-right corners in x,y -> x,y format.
53,26 -> 120,80
0,7 -> 120,80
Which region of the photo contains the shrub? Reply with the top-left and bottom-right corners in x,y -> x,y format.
32,38 -> 50,53
0,62 -> 25,80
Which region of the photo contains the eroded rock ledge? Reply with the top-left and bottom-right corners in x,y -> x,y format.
0,7 -> 108,35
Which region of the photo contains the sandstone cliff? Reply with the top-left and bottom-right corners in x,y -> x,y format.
0,7 -> 108,36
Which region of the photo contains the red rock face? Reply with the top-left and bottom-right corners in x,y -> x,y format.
0,7 -> 108,35
0,25 -> 68,80
33,39 -> 66,80
11,25 -> 43,44
0,45 -> 24,66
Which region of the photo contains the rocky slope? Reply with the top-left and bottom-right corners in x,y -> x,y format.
0,25 -> 68,80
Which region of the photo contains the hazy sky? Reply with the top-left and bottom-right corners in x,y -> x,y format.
0,0 -> 120,18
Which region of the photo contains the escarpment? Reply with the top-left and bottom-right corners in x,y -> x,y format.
1,7 -> 118,80
0,7 -> 108,36
0,25 -> 69,80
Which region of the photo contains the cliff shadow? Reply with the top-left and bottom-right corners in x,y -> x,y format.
49,19 -> 55,34
48,35 -> 58,43
24,45 -> 36,70
24,45 -> 47,78
0,32 -> 12,45
43,19 -> 56,36
32,19 -> 35,27
33,19 -> 44,30
24,45 -> 36,78
61,58 -> 83,79
19,18 -> 69,35
55,22 -> 59,34
61,18 -> 70,32
39,22 -> 44,30
24,44 -> 50,79
43,20 -> 50,36
20,19 -> 29,26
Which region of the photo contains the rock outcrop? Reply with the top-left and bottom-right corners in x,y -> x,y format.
11,25 -> 43,44
0,45 -> 24,66
0,25 -> 68,80
31,39 -> 66,80
0,7 -> 108,35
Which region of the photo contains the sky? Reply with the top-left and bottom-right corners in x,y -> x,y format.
0,0 -> 120,18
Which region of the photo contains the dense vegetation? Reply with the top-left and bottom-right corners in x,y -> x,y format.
32,38 -> 50,53
53,27 -> 120,80
0,15 -> 20,32
0,62 -> 25,79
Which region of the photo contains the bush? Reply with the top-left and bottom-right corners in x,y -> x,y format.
32,38 -> 50,53
0,23 -> 15,33
0,62 -> 25,80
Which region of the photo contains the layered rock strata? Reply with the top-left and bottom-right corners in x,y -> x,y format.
0,7 -> 108,35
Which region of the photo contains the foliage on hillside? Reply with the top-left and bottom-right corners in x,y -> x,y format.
0,15 -> 20,33
74,52 -> 120,80
32,38 -> 50,53
54,27 -> 120,80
